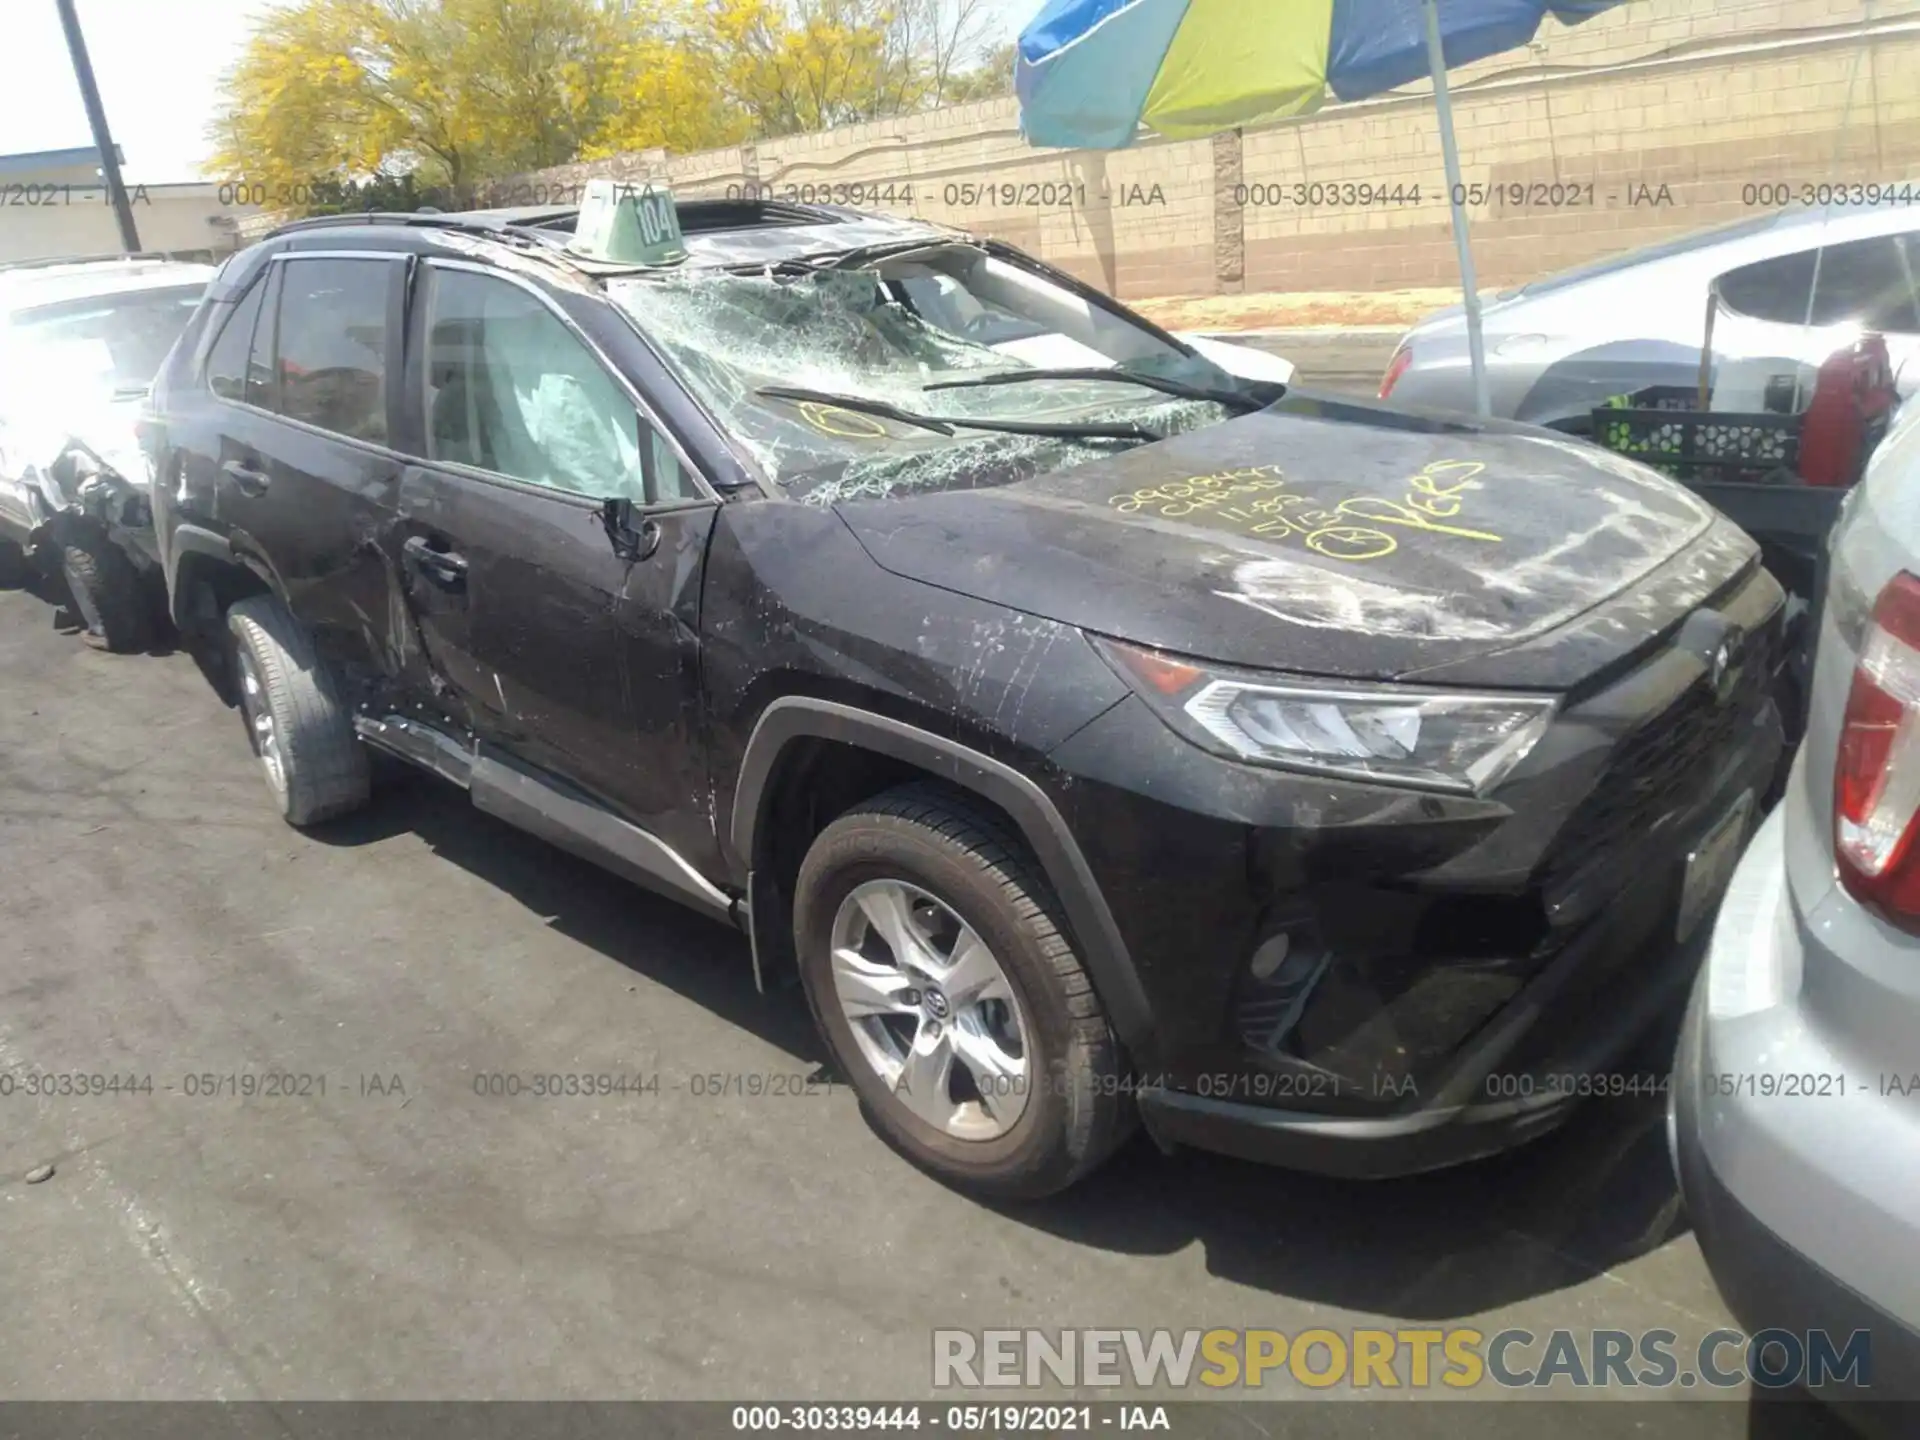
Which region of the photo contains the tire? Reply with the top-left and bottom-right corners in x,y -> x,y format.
794,783 -> 1132,1199
225,593 -> 370,827
61,528 -> 152,653
0,538 -> 28,589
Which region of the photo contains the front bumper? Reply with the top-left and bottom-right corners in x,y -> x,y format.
22,464 -> 159,570
1142,915 -> 1711,1178
1047,563 -> 1786,1177
1671,800 -> 1920,1415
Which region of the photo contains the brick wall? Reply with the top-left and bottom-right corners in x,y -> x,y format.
483,0 -> 1920,301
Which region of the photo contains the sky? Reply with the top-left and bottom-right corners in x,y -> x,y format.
0,0 -> 1037,185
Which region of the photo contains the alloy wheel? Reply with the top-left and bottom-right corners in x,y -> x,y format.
827,878 -> 1031,1140
235,647 -> 287,796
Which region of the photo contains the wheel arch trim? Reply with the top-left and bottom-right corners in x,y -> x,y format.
731,696 -> 1155,1059
164,521 -> 292,631
163,521 -> 238,625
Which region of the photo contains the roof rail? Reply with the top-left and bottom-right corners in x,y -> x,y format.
267,196 -> 857,241
263,210 -> 542,241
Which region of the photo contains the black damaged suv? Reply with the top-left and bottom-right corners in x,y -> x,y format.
142,196 -> 1784,1198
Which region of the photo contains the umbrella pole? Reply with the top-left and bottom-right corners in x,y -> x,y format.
1422,0 -> 1491,418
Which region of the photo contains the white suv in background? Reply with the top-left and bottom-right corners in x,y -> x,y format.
1672,393 -> 1920,1431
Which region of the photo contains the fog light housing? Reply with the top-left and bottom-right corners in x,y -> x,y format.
1249,932 -> 1290,980
1237,924 -> 1333,1054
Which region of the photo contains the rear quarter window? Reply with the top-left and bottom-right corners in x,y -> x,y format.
205,275 -> 267,403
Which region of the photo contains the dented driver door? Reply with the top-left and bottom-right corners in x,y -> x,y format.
394,260 -> 717,832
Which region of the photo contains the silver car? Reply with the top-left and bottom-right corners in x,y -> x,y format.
1385,203 -> 1920,428
1671,392 -> 1920,1426
0,257 -> 213,649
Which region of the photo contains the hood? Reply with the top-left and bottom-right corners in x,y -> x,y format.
834,393 -> 1750,690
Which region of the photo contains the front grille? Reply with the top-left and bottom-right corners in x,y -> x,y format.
1541,622 -> 1775,898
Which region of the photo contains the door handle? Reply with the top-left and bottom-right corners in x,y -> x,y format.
403,534 -> 468,589
222,458 -> 271,496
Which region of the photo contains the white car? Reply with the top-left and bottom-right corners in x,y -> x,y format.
1385,203 -> 1920,429
0,256 -> 213,650
1672,394 -> 1920,1428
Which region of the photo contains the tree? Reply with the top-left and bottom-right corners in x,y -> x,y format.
942,39 -> 1015,105
705,0 -> 891,135
883,0 -> 996,111
587,4 -> 753,157
704,0 -> 999,136
208,0 -> 738,195
208,0 -> 1018,206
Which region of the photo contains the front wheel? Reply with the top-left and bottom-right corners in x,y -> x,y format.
794,784 -> 1132,1198
61,528 -> 152,653
226,594 -> 370,827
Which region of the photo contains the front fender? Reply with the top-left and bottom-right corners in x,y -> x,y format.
731,696 -> 1157,1062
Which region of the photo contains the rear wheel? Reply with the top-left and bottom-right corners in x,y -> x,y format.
226,594 -> 370,827
61,528 -> 151,653
794,784 -> 1131,1198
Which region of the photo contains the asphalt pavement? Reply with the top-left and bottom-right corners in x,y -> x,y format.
0,562 -> 1855,1437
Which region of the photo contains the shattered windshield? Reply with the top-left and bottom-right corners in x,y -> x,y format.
4,286 -> 204,398
606,247 -> 1263,504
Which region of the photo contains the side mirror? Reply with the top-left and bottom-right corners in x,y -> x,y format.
598,496 -> 661,562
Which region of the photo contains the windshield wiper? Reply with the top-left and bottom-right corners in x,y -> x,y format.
756,385 -> 1163,443
925,365 -> 1265,413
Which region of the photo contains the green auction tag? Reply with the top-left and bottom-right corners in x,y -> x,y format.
569,178 -> 687,266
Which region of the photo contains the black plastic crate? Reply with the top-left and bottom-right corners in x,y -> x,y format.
1594,385 -> 1801,483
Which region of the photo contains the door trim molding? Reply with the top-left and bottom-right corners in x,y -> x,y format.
470,745 -> 735,922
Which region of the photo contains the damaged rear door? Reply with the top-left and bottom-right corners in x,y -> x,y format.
393,259 -> 718,832
165,253 -> 413,675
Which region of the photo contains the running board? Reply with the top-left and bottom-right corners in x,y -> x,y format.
355,713 -> 735,925
356,713 -> 475,788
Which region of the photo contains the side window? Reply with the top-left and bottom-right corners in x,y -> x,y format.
205,274 -> 266,403
1717,250 -> 1815,325
244,265 -> 279,410
649,430 -> 694,502
426,268 -> 682,501
1813,235 -> 1920,333
272,258 -> 392,443
1719,236 -> 1920,332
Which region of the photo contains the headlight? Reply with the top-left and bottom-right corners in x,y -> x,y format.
1095,638 -> 1558,796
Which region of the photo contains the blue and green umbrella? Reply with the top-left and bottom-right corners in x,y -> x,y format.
1015,0 -> 1630,150
1016,0 -> 1635,413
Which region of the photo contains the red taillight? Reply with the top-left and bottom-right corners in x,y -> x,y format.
1834,570 -> 1920,929
1380,344 -> 1413,399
